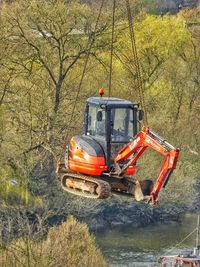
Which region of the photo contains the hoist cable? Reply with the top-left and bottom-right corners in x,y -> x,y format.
108,0 -> 116,97
164,216 -> 200,256
125,0 -> 144,108
62,0 -> 105,148
163,228 -> 197,256
125,0 -> 148,125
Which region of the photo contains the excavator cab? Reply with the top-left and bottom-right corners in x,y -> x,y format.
83,97 -> 142,167
65,96 -> 142,177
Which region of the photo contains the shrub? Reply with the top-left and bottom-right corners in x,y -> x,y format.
0,216 -> 107,267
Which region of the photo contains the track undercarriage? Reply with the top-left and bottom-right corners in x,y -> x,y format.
58,167 -> 153,201
61,172 -> 111,199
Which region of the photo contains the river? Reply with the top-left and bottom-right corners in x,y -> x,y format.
95,213 -> 199,267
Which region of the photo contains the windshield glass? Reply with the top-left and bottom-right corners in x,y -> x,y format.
87,105 -> 106,138
111,108 -> 133,142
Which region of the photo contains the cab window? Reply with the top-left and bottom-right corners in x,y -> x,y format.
87,105 -> 106,138
111,108 -> 133,142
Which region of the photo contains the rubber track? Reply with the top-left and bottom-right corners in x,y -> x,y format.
61,171 -> 111,199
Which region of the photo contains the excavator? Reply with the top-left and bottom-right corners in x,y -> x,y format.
57,89 -> 180,205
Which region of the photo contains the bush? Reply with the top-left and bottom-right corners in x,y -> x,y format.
0,216 -> 107,267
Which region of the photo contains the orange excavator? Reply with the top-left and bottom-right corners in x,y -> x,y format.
57,90 -> 180,205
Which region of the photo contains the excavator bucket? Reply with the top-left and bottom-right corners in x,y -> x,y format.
134,180 -> 145,201
134,180 -> 154,202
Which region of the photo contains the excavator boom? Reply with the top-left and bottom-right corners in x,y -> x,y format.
114,127 -> 180,204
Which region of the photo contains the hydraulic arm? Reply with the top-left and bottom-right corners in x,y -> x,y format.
114,127 -> 180,204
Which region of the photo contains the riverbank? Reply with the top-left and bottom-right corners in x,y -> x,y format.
1,176 -> 199,242
0,200 -> 186,241
84,177 -> 200,231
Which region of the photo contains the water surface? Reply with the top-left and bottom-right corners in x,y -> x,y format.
96,213 -> 199,267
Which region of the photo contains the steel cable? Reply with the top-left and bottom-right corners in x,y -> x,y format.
125,0 -> 148,126
108,0 -> 116,97
62,0 -> 105,149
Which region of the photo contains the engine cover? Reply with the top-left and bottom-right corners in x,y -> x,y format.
67,135 -> 107,176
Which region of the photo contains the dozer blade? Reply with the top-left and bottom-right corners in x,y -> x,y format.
61,171 -> 111,199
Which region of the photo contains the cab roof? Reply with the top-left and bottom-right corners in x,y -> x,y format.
87,97 -> 138,108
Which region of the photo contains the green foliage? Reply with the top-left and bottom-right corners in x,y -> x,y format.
136,14 -> 190,57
